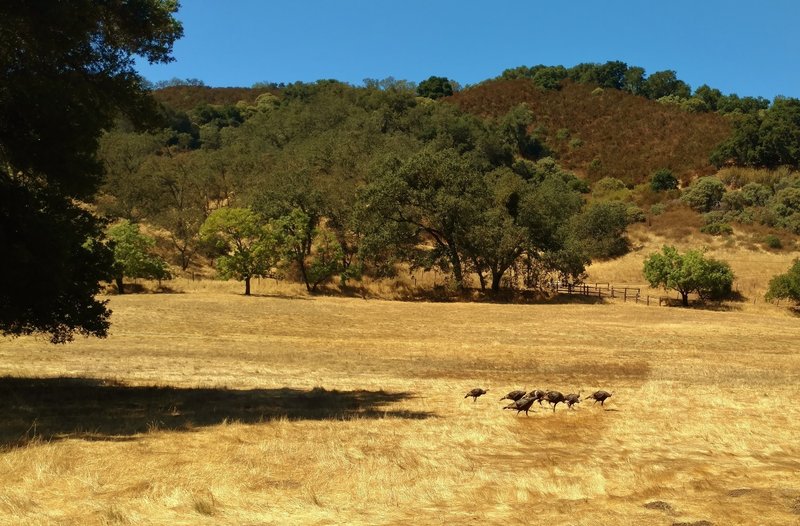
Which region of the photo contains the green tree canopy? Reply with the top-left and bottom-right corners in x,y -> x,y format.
681,176 -> 726,212
106,220 -> 171,294
710,97 -> 800,169
650,168 -> 678,192
643,246 -> 734,306
765,260 -> 800,304
200,208 -> 278,296
0,0 -> 182,342
416,76 -> 456,99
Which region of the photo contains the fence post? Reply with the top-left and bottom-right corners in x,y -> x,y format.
611,286 -> 615,298
624,289 -> 627,302
646,295 -> 650,306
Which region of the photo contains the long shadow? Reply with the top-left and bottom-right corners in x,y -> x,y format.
0,376 -> 431,447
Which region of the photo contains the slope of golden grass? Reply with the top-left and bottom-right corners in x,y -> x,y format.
590,222 -> 800,306
448,80 -> 732,185
1,275 -> 799,524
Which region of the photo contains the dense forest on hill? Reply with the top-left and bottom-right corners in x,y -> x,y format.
96,63 -> 800,296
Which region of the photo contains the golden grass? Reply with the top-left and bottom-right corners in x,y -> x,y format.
1,241 -> 800,525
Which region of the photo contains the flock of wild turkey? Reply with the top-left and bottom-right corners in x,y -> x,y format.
464,388 -> 612,415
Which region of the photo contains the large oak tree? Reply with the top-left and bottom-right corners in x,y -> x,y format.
0,0 -> 182,342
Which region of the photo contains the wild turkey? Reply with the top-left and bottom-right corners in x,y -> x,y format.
586,390 -> 612,406
503,395 -> 536,416
564,393 -> 581,409
464,388 -> 488,402
544,391 -> 565,412
527,389 -> 546,405
500,390 -> 527,402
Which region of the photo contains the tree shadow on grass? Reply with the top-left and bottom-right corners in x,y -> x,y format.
0,376 -> 431,448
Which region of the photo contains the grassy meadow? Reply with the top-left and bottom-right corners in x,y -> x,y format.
1,240 -> 800,525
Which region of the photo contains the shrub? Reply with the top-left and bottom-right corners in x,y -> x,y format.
681,176 -> 726,212
556,128 -> 570,140
650,168 -> 678,192
650,203 -> 666,216
765,259 -> 800,304
569,138 -> 584,149
594,177 -> 627,193
626,205 -> 646,223
700,222 -> 733,236
764,235 -> 782,249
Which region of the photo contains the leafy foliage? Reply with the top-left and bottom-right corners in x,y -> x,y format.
0,0 -> 182,342
643,246 -> 734,306
417,76 -> 456,99
106,221 -> 171,293
765,260 -> 800,304
681,177 -> 726,212
568,201 -> 630,259
650,168 -> 679,192
200,208 -> 279,295
711,97 -> 800,169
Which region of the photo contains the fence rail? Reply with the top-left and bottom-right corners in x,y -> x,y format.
549,282 -> 676,306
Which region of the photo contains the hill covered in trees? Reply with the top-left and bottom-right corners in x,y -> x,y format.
94,64 -> 800,299
447,79 -> 731,185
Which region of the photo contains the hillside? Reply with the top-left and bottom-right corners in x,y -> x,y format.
448,79 -> 732,185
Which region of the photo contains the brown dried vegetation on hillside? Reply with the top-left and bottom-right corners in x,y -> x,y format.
448,80 -> 732,185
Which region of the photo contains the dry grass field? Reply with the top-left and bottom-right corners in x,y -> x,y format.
2,241 -> 800,525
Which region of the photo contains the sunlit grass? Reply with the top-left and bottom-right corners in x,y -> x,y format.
0,242 -> 798,524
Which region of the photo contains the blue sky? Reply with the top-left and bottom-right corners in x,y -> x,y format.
136,0 -> 800,99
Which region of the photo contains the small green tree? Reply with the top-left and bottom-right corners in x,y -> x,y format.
681,176 -> 726,212
200,208 -> 278,296
650,168 -> 678,192
643,246 -> 734,306
106,220 -> 171,294
765,260 -> 800,304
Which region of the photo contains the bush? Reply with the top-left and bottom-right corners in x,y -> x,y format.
764,235 -> 782,249
681,176 -> 726,212
765,259 -> 800,304
594,177 -> 627,193
700,222 -> 733,236
556,128 -> 570,140
650,203 -> 666,216
626,205 -> 646,223
569,138 -> 584,149
650,168 -> 678,192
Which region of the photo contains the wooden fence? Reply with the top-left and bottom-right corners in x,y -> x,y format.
550,282 -> 675,306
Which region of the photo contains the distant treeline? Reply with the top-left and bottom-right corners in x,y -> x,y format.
498,61 -> 771,115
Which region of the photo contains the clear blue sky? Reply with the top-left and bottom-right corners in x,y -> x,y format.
135,0 -> 800,99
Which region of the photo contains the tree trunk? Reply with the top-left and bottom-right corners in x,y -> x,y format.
116,275 -> 125,294
244,276 -> 251,296
447,243 -> 464,289
681,291 -> 689,306
298,257 -> 312,292
491,271 -> 503,293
